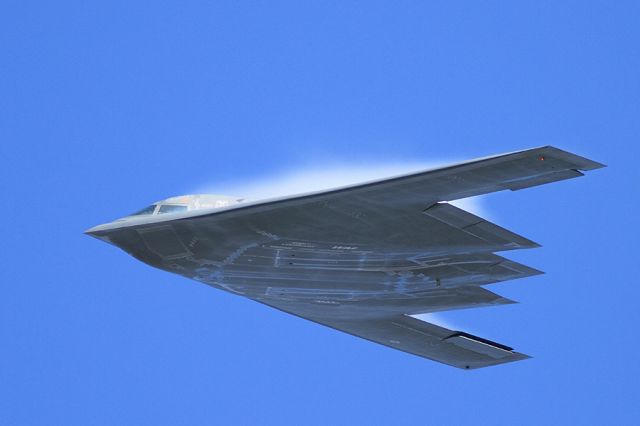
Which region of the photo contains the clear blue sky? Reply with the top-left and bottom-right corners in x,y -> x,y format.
2,1 -> 638,425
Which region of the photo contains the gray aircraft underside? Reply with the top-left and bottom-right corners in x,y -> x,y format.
86,146 -> 604,369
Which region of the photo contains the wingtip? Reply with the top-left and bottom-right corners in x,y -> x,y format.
458,351 -> 532,370
497,297 -> 518,306
539,146 -> 606,171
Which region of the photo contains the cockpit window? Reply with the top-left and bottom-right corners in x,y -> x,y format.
157,204 -> 188,214
131,205 -> 157,216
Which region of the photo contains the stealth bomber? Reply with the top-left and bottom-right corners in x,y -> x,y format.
86,146 -> 604,369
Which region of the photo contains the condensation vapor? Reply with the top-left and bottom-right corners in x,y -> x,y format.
195,162 -> 489,218
193,161 -> 489,330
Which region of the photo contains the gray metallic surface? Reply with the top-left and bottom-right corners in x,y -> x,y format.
86,146 -> 604,369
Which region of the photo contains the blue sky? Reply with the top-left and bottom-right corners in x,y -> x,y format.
2,1 -> 638,425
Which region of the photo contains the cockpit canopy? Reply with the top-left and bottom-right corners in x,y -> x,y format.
129,194 -> 244,217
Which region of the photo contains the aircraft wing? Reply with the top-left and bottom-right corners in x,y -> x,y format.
260,301 -> 529,369
186,145 -> 604,220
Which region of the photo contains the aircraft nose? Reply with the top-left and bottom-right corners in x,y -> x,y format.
84,221 -> 121,242
84,217 -> 131,237
84,225 -> 100,236
84,223 -> 109,237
